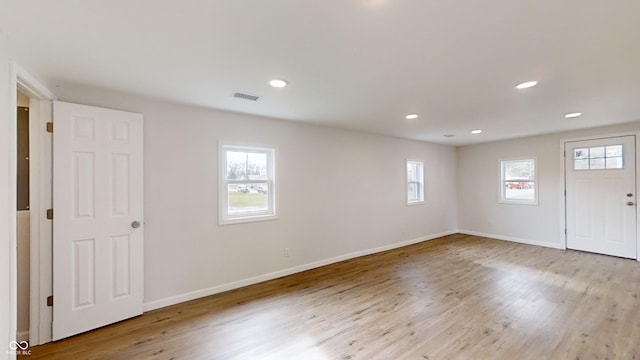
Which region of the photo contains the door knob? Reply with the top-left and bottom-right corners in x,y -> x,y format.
627,193 -> 633,197
627,202 -> 635,206
131,220 -> 141,229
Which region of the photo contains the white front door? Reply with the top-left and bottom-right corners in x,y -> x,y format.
565,135 -> 637,259
52,101 -> 144,340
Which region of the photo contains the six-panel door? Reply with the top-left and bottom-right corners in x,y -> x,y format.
53,101 -> 143,340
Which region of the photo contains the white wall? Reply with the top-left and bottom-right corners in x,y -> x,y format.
457,121 -> 640,248
0,33 -> 16,359
55,85 -> 458,308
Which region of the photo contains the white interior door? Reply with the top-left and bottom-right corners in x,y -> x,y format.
565,135 -> 637,259
53,101 -> 144,340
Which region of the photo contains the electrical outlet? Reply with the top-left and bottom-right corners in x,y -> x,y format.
284,248 -> 291,257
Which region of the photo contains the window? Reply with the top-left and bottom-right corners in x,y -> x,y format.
220,144 -> 277,224
573,145 -> 624,170
406,160 -> 424,205
500,158 -> 537,205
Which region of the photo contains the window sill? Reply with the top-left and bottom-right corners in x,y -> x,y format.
219,213 -> 279,226
498,199 -> 539,206
407,201 -> 425,206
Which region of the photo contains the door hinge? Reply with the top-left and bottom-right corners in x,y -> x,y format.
46,122 -> 53,133
564,189 -> 566,196
46,208 -> 53,220
564,229 -> 567,235
46,296 -> 53,307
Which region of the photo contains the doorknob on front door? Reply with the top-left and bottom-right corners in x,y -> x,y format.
626,202 -> 635,206
131,220 -> 141,229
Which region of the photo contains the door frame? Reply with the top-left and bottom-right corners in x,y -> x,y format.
560,132 -> 640,261
10,62 -> 57,346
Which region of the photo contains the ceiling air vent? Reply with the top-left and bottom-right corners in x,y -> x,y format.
232,91 -> 260,101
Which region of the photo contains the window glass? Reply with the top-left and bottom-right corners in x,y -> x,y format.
590,146 -> 605,158
589,158 -> 605,170
501,159 -> 537,204
227,183 -> 269,214
220,145 -> 276,224
573,145 -> 624,170
407,160 -> 424,204
606,157 -> 623,169
574,159 -> 589,170
574,148 -> 588,159
606,145 -> 623,157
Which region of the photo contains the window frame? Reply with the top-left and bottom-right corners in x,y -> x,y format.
219,143 -> 278,225
499,157 -> 539,206
572,144 -> 625,171
406,159 -> 425,205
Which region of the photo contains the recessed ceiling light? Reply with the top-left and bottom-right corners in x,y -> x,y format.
565,112 -> 582,118
269,79 -> 288,88
471,129 -> 483,134
515,81 -> 538,90
405,114 -> 419,120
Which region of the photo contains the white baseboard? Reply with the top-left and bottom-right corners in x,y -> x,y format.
457,229 -> 565,250
17,330 -> 29,342
143,230 -> 457,312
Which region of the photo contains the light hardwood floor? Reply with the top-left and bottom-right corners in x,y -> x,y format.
22,234 -> 640,359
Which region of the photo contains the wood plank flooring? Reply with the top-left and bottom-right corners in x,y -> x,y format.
22,234 -> 640,359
